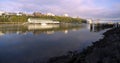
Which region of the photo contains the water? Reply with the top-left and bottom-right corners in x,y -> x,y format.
0,24 -> 110,63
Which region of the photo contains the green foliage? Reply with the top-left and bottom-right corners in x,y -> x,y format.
0,15 -> 28,22
0,15 -> 86,23
9,16 -> 28,22
0,16 -> 9,22
29,15 -> 86,23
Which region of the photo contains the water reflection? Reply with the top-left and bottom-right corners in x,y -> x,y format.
0,24 -> 86,36
0,24 -> 113,36
28,24 -> 60,30
0,24 -> 112,63
88,24 -> 113,32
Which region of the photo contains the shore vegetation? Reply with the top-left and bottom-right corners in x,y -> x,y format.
0,15 -> 86,24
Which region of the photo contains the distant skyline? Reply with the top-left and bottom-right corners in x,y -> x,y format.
0,0 -> 120,18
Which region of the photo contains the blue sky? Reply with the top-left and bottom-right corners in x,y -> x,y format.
0,0 -> 120,18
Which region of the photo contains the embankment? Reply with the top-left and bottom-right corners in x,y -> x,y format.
48,27 -> 120,63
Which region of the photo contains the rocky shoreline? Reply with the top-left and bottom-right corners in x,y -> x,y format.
47,27 -> 120,63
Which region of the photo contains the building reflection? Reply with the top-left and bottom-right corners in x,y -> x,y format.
0,24 -> 114,36
28,24 -> 60,30
46,31 -> 55,35
0,24 -> 82,36
0,31 -> 4,36
64,30 -> 68,34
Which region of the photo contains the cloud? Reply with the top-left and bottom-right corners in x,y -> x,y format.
0,0 -> 120,18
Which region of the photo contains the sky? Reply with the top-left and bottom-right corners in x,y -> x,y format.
0,0 -> 120,18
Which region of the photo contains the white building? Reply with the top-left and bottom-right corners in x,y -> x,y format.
0,11 -> 5,16
63,14 -> 69,17
16,13 -> 22,16
4,12 -> 17,16
46,13 -> 55,16
28,18 -> 60,25
87,19 -> 93,24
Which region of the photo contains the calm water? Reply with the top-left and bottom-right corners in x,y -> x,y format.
0,24 -> 110,63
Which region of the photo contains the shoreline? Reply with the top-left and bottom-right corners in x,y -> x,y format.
48,27 -> 120,63
0,22 -> 24,24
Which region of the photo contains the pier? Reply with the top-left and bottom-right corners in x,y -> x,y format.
86,18 -> 120,28
86,18 -> 120,24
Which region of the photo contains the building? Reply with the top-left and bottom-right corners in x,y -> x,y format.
25,13 -> 34,16
4,12 -> 17,16
18,12 -> 26,16
87,19 -> 93,24
33,12 -> 42,16
63,14 -> 69,17
16,13 -> 22,16
28,18 -> 60,25
46,13 -> 55,16
0,11 -> 18,16
0,11 -> 5,16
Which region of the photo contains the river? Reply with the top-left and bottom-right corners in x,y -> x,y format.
0,24 -> 111,63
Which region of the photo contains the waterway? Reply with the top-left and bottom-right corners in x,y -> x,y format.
0,24 -> 111,63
